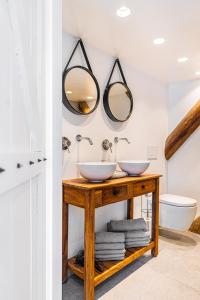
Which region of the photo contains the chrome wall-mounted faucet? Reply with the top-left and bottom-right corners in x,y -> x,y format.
114,137 -> 131,144
76,134 -> 93,145
62,137 -> 71,152
114,137 -> 131,162
102,139 -> 113,153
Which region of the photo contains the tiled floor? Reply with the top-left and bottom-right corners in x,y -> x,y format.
63,229 -> 200,300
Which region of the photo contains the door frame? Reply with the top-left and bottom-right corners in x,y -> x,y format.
45,0 -> 62,299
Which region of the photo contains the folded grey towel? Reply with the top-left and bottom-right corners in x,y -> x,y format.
125,241 -> 150,248
96,253 -> 125,258
125,237 -> 150,243
95,232 -> 125,244
96,256 -> 125,261
95,243 -> 125,251
95,249 -> 125,255
125,230 -> 150,239
108,218 -> 147,232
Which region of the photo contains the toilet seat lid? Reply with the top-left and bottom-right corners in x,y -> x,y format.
160,194 -> 197,207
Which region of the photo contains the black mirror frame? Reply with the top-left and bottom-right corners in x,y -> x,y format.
62,65 -> 100,115
103,59 -> 133,122
103,81 -> 133,122
62,39 -> 100,115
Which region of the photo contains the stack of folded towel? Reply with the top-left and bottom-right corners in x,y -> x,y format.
107,218 -> 151,248
125,230 -> 150,248
95,232 -> 125,261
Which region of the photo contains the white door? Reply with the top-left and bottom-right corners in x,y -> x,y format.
0,0 -> 61,299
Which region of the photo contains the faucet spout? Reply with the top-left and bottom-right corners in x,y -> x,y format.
76,134 -> 93,145
114,137 -> 131,144
85,137 -> 93,145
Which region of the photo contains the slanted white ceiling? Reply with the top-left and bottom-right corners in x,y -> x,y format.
63,0 -> 200,83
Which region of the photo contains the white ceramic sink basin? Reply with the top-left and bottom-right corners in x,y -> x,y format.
77,162 -> 117,182
118,160 -> 150,176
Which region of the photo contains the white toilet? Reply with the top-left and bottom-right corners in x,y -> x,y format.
159,194 -> 197,231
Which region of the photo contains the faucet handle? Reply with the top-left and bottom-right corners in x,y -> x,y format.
102,139 -> 113,153
62,137 -> 71,151
76,134 -> 82,142
114,137 -> 119,143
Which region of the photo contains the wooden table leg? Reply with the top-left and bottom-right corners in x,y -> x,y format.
151,178 -> 159,257
62,201 -> 68,282
84,191 -> 95,300
127,198 -> 134,219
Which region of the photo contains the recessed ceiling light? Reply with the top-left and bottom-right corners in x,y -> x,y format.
66,90 -> 72,94
116,6 -> 131,18
195,71 -> 200,76
153,38 -> 165,45
177,57 -> 188,63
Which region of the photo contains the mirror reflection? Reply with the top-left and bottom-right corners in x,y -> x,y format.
63,67 -> 99,114
108,83 -> 132,121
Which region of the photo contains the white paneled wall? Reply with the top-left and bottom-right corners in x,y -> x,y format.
0,0 -> 46,299
62,32 -> 168,257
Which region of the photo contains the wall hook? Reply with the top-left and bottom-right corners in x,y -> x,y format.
0,168 -> 5,173
38,159 -> 42,162
29,161 -> 34,165
17,163 -> 22,168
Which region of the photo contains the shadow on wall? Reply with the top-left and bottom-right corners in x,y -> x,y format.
100,101 -> 129,132
62,101 -> 129,132
62,106 -> 94,126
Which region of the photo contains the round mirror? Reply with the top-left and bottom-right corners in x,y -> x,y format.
103,82 -> 133,122
63,66 -> 100,115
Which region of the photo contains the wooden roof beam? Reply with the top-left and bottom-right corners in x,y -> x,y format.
165,100 -> 200,160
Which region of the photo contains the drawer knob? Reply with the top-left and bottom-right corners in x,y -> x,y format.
142,185 -> 145,189
113,188 -> 120,196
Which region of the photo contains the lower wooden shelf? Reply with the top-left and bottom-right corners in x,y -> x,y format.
68,241 -> 155,286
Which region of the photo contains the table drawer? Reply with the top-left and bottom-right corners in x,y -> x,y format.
63,187 -> 85,207
102,184 -> 129,205
133,180 -> 155,196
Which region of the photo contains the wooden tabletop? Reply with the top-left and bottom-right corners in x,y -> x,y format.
63,174 -> 161,190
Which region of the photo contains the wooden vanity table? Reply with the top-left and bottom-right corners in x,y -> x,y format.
62,174 -> 161,300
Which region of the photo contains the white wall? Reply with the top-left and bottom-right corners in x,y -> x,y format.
62,32 -> 168,257
168,79 -> 200,215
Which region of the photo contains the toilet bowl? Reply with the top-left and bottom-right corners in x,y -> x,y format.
159,194 -> 197,231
